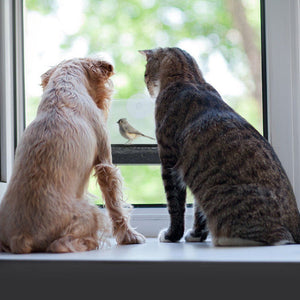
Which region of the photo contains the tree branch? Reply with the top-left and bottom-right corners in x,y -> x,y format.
226,0 -> 262,106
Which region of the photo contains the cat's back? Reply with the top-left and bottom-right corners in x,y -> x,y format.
155,80 -> 235,147
156,80 -> 222,115
171,82 -> 292,194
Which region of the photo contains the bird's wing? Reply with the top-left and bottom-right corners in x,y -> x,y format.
124,123 -> 143,135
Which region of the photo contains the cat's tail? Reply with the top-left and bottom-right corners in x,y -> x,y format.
0,240 -> 9,252
293,214 -> 300,244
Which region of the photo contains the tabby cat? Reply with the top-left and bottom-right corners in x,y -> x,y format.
139,47 -> 300,246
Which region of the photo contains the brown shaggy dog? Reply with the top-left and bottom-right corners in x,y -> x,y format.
0,58 -> 145,253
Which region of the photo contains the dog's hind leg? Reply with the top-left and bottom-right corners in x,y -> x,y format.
47,202 -> 110,253
47,235 -> 99,253
9,234 -> 33,254
95,163 -> 146,244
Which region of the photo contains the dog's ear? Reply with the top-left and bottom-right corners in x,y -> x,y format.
100,61 -> 114,78
81,59 -> 114,80
41,66 -> 57,89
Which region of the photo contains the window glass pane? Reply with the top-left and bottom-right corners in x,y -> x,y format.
24,0 -> 262,204
24,0 -> 262,134
89,165 -> 193,205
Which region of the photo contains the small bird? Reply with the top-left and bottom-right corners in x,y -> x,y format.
117,118 -> 155,144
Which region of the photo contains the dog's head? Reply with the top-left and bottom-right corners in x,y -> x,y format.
41,58 -> 114,115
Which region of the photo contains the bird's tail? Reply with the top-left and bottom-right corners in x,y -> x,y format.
141,134 -> 155,140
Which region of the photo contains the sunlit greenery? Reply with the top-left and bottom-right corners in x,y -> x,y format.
88,165 -> 166,205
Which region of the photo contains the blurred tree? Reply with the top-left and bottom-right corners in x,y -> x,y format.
25,0 -> 261,103
226,0 -> 262,106
25,0 -> 57,14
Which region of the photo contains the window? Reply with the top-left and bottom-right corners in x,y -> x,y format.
1,0 -> 300,236
23,0 -> 263,208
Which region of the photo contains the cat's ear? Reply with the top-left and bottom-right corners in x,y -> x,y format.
138,49 -> 153,60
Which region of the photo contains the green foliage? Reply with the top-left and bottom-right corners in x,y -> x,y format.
25,0 -> 58,14
88,165 -> 165,205
88,165 -> 193,205
233,97 -> 263,133
59,0 -> 260,99
26,96 -> 40,125
25,0 -> 261,98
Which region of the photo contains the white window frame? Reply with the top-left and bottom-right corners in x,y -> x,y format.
0,0 -> 24,201
264,0 -> 300,209
0,0 -> 300,237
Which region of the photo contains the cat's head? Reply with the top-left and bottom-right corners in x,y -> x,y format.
139,48 -> 162,98
139,47 -> 204,98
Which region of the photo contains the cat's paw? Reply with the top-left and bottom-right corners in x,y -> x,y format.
158,229 -> 172,242
184,228 -> 208,242
158,228 -> 182,243
158,229 -> 172,243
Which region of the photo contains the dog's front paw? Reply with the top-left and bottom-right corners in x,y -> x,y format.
184,228 -> 208,242
118,228 -> 146,245
158,228 -> 182,243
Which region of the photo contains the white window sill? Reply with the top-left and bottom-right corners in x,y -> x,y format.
130,206 -> 194,237
1,238 -> 300,298
1,238 -> 300,263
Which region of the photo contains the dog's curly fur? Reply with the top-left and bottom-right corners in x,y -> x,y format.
0,58 -> 145,253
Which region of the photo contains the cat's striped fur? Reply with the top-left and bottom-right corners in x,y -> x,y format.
140,47 -> 300,246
